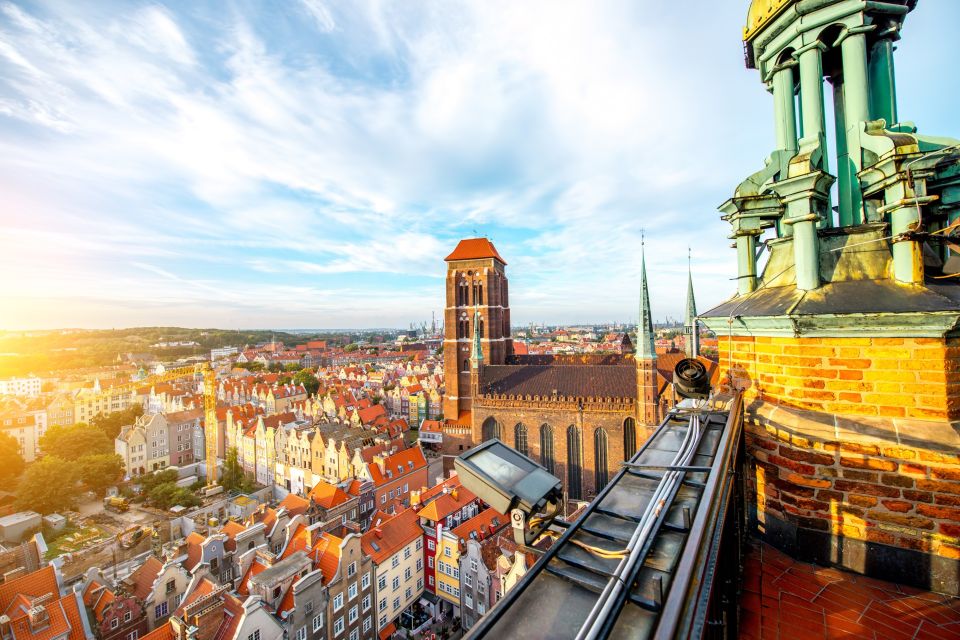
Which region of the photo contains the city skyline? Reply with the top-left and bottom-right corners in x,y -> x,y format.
2,1 -> 959,330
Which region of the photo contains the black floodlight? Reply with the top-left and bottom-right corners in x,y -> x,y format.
673,357 -> 711,400
455,438 -> 563,546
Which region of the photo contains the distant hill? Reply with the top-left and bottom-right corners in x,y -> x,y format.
0,327 -> 334,378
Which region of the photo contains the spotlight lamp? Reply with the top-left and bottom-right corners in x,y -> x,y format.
455,439 -> 563,547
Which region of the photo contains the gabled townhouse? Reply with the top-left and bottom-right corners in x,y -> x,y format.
279,522 -> 375,640
140,576 -> 282,640
457,529 -> 529,631
434,509 -> 507,620
0,564 -> 93,640
356,447 -> 428,514
166,410 -> 201,468
178,532 -> 234,586
360,509 -> 424,634
115,414 -> 170,477
414,475 -> 482,595
122,557 -> 190,630
245,506 -> 292,558
80,570 -> 149,640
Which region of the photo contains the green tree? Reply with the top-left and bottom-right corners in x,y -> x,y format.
220,447 -> 256,494
344,343 -> 359,352
91,405 -> 144,440
293,370 -> 320,396
40,423 -> 112,461
0,432 -> 25,487
139,469 -> 179,493
77,453 -> 125,497
15,457 -> 79,514
283,363 -> 302,372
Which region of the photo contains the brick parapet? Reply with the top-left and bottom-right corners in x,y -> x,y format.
716,335 -> 960,421
743,401 -> 960,563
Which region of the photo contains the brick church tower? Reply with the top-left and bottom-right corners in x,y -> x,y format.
702,0 -> 960,593
442,238 -> 512,421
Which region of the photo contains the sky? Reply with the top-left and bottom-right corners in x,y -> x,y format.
1,1 -> 958,331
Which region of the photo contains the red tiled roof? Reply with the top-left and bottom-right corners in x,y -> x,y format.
237,558 -> 268,596
307,481 -> 351,509
141,623 -> 175,640
451,508 -> 507,541
361,508 -> 422,564
0,566 -> 58,612
368,446 -> 427,487
739,541 -> 960,640
417,485 -> 477,523
445,238 -> 507,264
183,532 -> 205,571
279,493 -> 310,517
174,577 -> 217,616
127,556 -> 163,601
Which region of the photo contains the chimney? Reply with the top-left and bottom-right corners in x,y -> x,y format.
28,606 -> 49,632
409,490 -> 421,508
451,489 -> 459,502
2,568 -> 25,582
374,528 -> 383,539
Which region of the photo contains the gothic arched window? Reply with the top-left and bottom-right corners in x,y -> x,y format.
514,423 -> 528,457
482,417 -> 502,441
623,417 -> 637,461
567,425 -> 582,500
594,428 -> 609,492
540,424 -> 555,475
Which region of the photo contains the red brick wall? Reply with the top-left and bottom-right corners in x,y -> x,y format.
717,336 -> 960,421
747,419 -> 960,562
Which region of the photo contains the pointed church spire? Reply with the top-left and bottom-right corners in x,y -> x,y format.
637,236 -> 656,360
685,248 -> 699,358
471,307 -> 483,367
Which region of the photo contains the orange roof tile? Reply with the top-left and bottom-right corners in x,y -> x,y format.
444,238 -> 507,264
368,446 -> 427,487
361,508 -> 422,564
417,485 -> 477,523
307,481 -> 350,509
451,508 -> 507,541
175,577 -> 218,616
127,556 -> 163,601
0,566 -> 58,612
278,493 -> 310,517
236,559 -> 268,596
141,622 -> 175,640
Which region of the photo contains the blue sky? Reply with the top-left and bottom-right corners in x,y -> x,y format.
1,1 -> 958,330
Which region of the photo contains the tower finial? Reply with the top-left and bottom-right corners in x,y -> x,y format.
685,249 -> 699,358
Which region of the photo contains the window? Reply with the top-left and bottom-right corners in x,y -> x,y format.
416,558 -> 423,571
248,631 -> 260,640
428,557 -> 433,569
296,627 -> 306,640
416,538 -> 422,550
470,559 -> 478,573
404,567 -> 411,581
127,632 -> 138,640
403,547 -> 411,560
333,593 -> 343,611
111,619 -> 120,630
362,594 -> 371,612
379,599 -> 387,612
623,417 -> 637,460
166,579 -> 176,594
481,417 -> 501,441
567,424 -> 582,499
348,605 -> 358,623
444,547 -> 451,557
154,602 -> 168,619
540,424 -> 555,474
392,576 -> 400,590
405,587 -> 412,600
349,630 -> 358,640
124,612 -> 132,623
379,616 -> 387,629
333,617 -> 344,635
478,602 -> 486,615
514,423 -> 528,456
362,617 -> 372,633
464,574 -> 472,588
380,495 -> 386,504
378,576 -> 386,591
347,562 -> 356,577
594,428 -> 610,492
465,594 -> 473,608
348,583 -> 358,600
417,578 -> 423,590
393,597 -> 400,610
427,540 -> 435,551
312,614 -> 323,632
